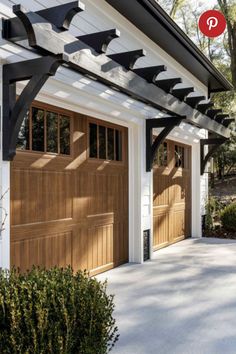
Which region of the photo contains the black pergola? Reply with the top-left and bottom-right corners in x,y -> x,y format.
2,1 -> 233,173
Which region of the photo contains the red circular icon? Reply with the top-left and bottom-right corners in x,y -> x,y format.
198,10 -> 227,38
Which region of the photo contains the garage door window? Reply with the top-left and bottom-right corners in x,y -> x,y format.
17,106 -> 71,155
175,145 -> 185,168
153,142 -> 168,167
89,122 -> 122,161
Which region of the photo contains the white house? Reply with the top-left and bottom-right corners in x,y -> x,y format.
0,0 -> 232,275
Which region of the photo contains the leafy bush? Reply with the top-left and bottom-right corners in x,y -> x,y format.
205,196 -> 220,231
221,203 -> 236,232
0,267 -> 119,354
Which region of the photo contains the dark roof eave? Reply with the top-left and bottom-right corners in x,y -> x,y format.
105,0 -> 233,92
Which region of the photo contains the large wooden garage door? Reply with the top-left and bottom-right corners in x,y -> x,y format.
153,140 -> 191,250
11,101 -> 128,275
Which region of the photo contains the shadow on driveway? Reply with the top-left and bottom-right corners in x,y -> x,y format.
97,238 -> 236,354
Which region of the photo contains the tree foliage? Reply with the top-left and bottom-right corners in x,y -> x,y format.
157,0 -> 236,176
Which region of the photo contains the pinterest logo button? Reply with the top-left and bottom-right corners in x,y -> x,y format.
198,10 -> 226,38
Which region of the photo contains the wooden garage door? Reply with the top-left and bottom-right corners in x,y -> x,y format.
153,140 -> 191,250
10,101 -> 128,275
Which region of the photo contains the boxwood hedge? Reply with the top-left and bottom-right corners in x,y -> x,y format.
0,267 -> 119,354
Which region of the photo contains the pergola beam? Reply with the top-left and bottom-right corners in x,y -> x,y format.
2,2 -> 231,140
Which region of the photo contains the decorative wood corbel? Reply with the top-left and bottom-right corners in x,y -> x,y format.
108,49 -> 146,70
200,138 -> 227,175
207,109 -> 222,119
133,65 -> 167,83
2,1 -> 84,41
197,102 -> 214,114
78,29 -> 120,54
146,116 -> 186,172
185,95 -> 205,108
155,78 -> 182,93
3,55 -> 67,161
172,87 -> 194,101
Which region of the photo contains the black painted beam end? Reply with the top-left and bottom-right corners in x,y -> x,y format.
197,102 -> 214,114
78,29 -> 120,53
171,87 -> 194,101
133,65 -> 167,83
207,109 -> 223,119
186,96 -> 205,108
222,118 -> 235,127
108,49 -> 146,70
155,78 -> 182,93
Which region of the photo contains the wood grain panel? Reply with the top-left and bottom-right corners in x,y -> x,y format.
11,231 -> 72,273
153,140 -> 191,250
11,101 -> 128,275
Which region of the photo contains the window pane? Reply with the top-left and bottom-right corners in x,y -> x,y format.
89,123 -> 98,158
182,147 -> 185,168
99,126 -> 106,159
115,130 -> 122,161
108,128 -> 114,160
17,111 -> 29,150
153,142 -> 167,167
47,111 -> 58,153
32,107 -> 44,152
60,115 -> 70,155
175,145 -> 185,168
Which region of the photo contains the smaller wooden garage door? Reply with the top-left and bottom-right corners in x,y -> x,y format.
153,140 -> 191,250
10,101 -> 128,275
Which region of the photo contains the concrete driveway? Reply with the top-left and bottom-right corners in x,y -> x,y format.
97,238 -> 236,354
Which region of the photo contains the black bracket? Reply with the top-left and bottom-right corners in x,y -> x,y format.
223,118 -> 235,127
207,109 -> 222,119
215,114 -> 229,124
2,1 -> 84,41
200,138 -> 227,175
185,95 -> 205,108
108,49 -> 146,70
78,29 -> 120,54
146,116 -> 185,172
197,102 -> 214,114
3,55 -> 66,161
172,87 -> 194,101
133,65 -> 167,83
155,78 -> 182,93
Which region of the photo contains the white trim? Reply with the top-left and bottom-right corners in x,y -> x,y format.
0,162 -> 10,269
191,143 -> 202,238
0,59 -> 10,269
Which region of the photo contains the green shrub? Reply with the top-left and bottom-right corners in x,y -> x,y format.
0,267 -> 119,354
221,203 -> 236,232
205,196 -> 220,231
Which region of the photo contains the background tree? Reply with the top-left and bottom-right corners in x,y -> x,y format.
157,0 -> 236,178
